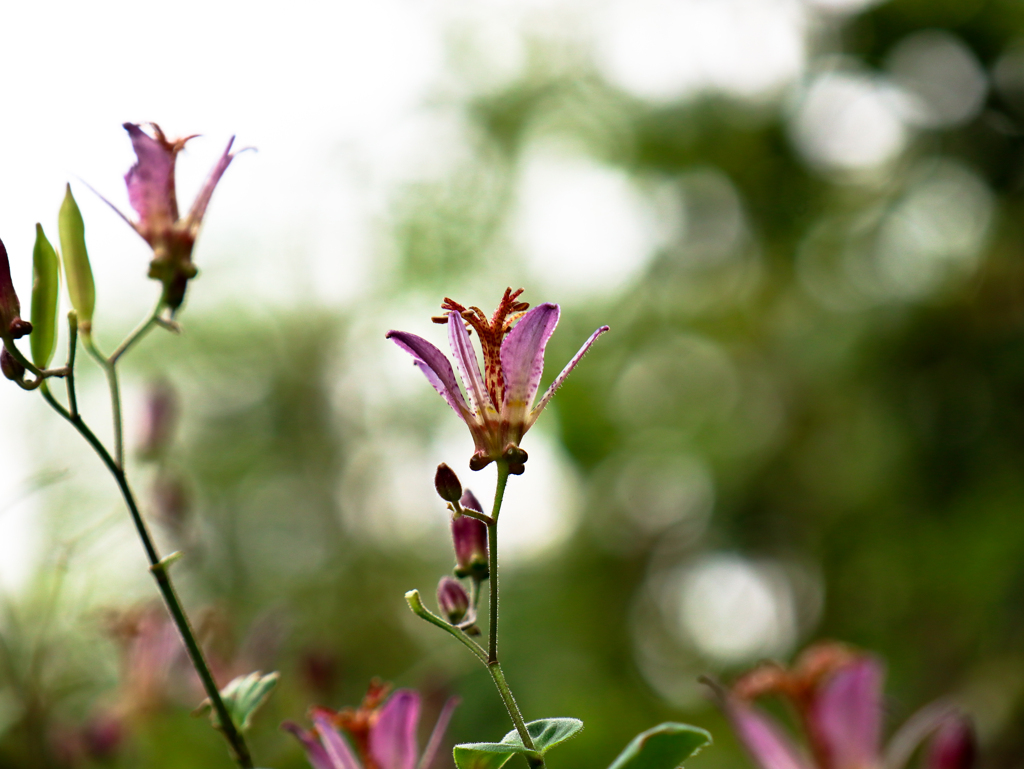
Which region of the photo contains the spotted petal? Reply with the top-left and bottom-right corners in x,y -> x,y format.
184,136 -> 238,237
283,721 -> 339,769
313,712 -> 364,769
123,123 -> 180,232
500,303 -> 560,422
529,325 -> 609,427
387,331 -> 470,421
810,657 -> 884,769
448,311 -> 494,417
370,689 -> 420,769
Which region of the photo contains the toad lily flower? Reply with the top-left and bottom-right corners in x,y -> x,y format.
386,289 -> 608,473
708,642 -> 976,769
284,681 -> 459,769
104,123 -> 241,310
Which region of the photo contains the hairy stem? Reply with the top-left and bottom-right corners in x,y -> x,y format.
485,462 -> 541,762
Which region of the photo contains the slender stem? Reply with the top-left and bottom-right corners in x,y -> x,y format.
488,662 -> 540,761
405,590 -> 488,663
484,462 -> 541,761
38,385 -> 254,767
110,301 -> 163,364
65,314 -> 79,418
487,463 -> 510,663
81,334 -> 124,469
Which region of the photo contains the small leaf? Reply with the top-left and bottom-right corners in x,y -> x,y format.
454,718 -> 583,769
197,671 -> 280,732
607,723 -> 711,769
30,224 -> 59,368
57,185 -> 95,326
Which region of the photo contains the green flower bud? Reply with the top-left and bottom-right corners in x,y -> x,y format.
58,185 -> 96,329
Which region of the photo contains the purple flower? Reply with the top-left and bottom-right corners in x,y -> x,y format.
452,489 -> 488,579
436,576 -> 470,624
284,683 -> 459,769
711,642 -> 976,769
108,123 -> 240,309
386,289 -> 608,473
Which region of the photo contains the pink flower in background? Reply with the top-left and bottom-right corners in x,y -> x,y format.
106,123 -> 240,309
284,681 -> 459,769
387,288 -> 608,473
710,642 -> 976,769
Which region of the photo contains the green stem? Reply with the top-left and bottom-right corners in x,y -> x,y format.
65,313 -> 79,418
38,384 -> 254,767
485,462 -> 541,761
110,301 -> 163,364
405,590 -> 488,663
81,334 -> 124,469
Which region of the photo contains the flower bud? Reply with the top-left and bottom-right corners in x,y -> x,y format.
58,185 -> 96,328
434,463 -> 462,503
437,576 -> 470,625
0,236 -> 30,341
926,716 -> 976,769
452,489 -> 489,579
138,380 -> 179,460
0,348 -> 25,383
30,224 -> 60,368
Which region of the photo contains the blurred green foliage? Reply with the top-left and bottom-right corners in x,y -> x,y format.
4,1 -> 1024,768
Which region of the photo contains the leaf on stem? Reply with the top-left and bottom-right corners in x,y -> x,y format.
606,723 -> 711,769
58,185 -> 95,326
30,224 -> 60,368
454,718 -> 584,769
196,670 -> 280,733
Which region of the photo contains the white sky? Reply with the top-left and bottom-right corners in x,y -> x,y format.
0,0 -> 885,591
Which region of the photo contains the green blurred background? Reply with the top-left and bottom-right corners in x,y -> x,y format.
3,0 -> 1024,767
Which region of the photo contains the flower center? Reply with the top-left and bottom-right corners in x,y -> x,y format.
433,288 -> 529,407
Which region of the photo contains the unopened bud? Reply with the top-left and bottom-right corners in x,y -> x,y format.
452,489 -> 489,579
138,380 -> 179,460
434,463 -> 462,503
0,237 -> 29,341
926,716 -> 976,769
1,348 -> 24,382
437,576 -> 470,624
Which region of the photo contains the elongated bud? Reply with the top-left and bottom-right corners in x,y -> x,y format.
452,489 -> 489,579
437,576 -> 470,624
30,224 -> 59,368
0,237 -> 30,341
138,380 -> 179,460
434,463 -> 462,503
58,185 -> 96,328
1,348 -> 25,382
926,716 -> 976,769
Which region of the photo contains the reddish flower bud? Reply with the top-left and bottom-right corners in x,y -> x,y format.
437,576 -> 470,624
0,236 -> 30,340
434,463 -> 462,503
926,716 -> 976,769
452,489 -> 489,579
0,348 -> 24,382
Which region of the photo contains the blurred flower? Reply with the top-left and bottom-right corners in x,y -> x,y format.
387,289 -> 608,473
109,123 -> 240,310
709,642 -> 976,769
284,680 -> 459,769
137,379 -> 179,460
451,489 -> 488,579
436,576 -> 470,625
0,235 -> 31,341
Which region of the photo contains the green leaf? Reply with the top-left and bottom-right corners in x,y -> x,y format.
197,670 -> 280,732
57,185 -> 95,326
454,718 -> 583,769
30,224 -> 59,368
607,723 -> 711,769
